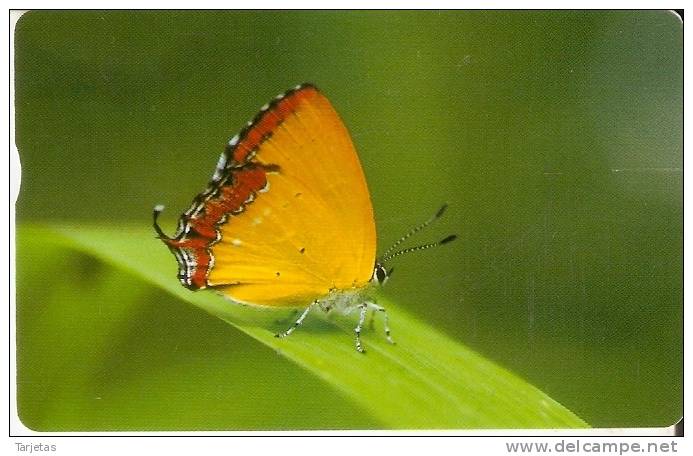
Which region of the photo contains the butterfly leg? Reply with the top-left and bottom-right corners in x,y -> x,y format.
275,301 -> 316,339
354,303 -> 368,353
366,302 -> 395,344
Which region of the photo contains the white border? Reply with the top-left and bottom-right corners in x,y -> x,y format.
5,6 -> 686,455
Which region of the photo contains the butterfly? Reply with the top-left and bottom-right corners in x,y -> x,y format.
153,83 -> 456,352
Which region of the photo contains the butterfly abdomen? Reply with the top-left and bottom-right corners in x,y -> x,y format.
319,286 -> 374,314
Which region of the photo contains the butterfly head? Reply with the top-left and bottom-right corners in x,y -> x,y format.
372,262 -> 392,286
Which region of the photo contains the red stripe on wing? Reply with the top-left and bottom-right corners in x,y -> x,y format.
230,85 -> 319,164
158,84 -> 319,290
163,165 -> 268,289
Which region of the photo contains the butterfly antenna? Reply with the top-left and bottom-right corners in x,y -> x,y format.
152,204 -> 171,240
380,204 -> 449,260
381,235 -> 457,264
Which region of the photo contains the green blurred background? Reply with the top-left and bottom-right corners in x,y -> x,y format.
15,10 -> 682,429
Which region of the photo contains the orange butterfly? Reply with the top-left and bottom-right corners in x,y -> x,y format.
153,84 -> 455,352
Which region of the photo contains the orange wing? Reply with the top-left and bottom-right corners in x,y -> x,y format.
157,84 -> 376,307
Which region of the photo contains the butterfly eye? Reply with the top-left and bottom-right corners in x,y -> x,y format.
374,264 -> 388,285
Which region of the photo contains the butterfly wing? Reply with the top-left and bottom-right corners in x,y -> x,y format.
159,84 -> 376,307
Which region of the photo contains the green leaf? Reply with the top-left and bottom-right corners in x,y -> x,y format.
17,224 -> 588,429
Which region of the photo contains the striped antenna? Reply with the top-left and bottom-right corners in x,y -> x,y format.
379,204 -> 449,261
381,234 -> 457,264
